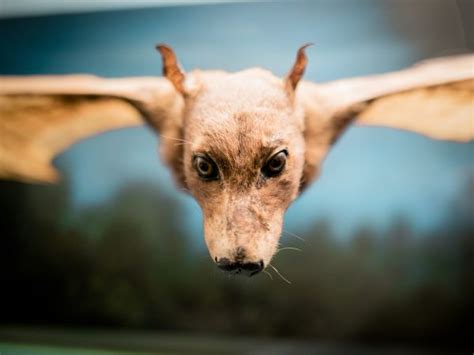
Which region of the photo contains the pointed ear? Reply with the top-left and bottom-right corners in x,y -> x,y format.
285,43 -> 313,92
156,44 -> 186,95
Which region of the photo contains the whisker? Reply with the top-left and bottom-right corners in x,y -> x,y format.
277,247 -> 302,254
263,270 -> 273,281
159,134 -> 192,144
269,264 -> 292,285
283,229 -> 306,243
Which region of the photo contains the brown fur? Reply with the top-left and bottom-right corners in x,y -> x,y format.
2,47 -> 469,274
157,46 -> 309,269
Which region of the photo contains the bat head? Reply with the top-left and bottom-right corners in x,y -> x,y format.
157,44 -> 310,276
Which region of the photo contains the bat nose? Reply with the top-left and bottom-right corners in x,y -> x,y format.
216,258 -> 264,277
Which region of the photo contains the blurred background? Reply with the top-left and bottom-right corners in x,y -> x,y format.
0,0 -> 473,354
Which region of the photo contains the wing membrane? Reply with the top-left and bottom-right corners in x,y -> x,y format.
356,79 -> 473,142
0,75 -> 180,183
0,95 -> 142,183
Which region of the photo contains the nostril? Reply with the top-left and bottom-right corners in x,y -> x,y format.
216,258 -> 264,277
242,261 -> 264,276
216,258 -> 238,272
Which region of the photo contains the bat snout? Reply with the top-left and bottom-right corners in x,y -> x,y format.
215,246 -> 264,277
216,257 -> 264,277
204,212 -> 284,276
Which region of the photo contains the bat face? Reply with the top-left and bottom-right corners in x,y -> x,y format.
157,45 -> 309,276
2,45 -> 471,277
179,70 -> 305,275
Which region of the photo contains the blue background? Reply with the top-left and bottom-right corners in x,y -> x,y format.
1,0 -> 472,240
1,2 -> 474,351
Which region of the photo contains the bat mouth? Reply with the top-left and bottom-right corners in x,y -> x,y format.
216,258 -> 264,277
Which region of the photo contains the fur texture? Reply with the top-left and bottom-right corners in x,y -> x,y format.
1,49 -> 472,274
155,45 -> 310,270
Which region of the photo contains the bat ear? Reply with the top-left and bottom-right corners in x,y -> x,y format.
285,43 -> 313,92
156,44 -> 187,95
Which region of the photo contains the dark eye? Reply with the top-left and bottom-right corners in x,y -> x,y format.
262,150 -> 288,177
193,155 -> 219,180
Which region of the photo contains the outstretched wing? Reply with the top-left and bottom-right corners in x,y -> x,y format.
0,76 -> 179,183
355,79 -> 472,142
297,54 -> 474,186
320,54 -> 473,142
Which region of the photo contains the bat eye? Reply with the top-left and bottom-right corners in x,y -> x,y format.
263,150 -> 288,177
193,155 -> 219,180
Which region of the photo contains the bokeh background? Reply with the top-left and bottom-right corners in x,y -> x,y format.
0,0 -> 473,354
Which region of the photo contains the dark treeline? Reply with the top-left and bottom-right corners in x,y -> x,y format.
0,176 -> 473,347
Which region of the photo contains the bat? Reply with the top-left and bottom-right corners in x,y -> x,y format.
0,44 -> 472,276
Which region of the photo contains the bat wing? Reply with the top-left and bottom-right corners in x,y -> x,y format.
297,54 -> 473,186
0,75 -> 179,183
310,54 -> 473,141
